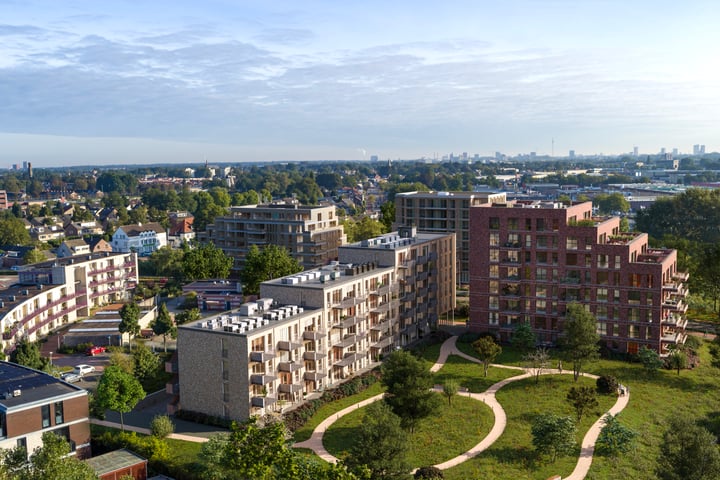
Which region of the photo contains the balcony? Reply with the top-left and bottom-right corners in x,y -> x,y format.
250,374 -> 277,385
371,319 -> 391,332
303,351 -> 325,361
334,315 -> 363,329
302,330 -> 325,340
277,340 -> 302,351
333,335 -> 357,348
372,337 -> 394,349
250,351 -> 276,363
672,272 -> 689,282
339,296 -> 366,308
251,396 -> 277,408
278,383 -> 303,394
334,352 -> 365,367
304,370 -> 326,381
278,361 -> 303,372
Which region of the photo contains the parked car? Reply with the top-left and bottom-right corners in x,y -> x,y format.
61,372 -> 81,383
72,364 -> 95,376
85,345 -> 106,356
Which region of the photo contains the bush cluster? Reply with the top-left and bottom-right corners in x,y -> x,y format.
596,375 -> 619,395
284,370 -> 380,432
174,410 -> 233,429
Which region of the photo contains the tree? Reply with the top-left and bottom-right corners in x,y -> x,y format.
414,466 -> 444,479
442,380 -> 459,406
175,307 -> 201,325
10,339 -> 48,371
595,414 -> 636,457
511,322 -> 536,354
559,303 -> 600,381
133,344 -> 160,384
240,244 -> 303,296
182,242 -> 233,280
152,302 -> 176,352
566,385 -> 599,422
593,192 -> 630,214
150,414 -> 175,439
0,216 -> 31,245
23,248 -> 46,265
472,336 -> 502,377
668,346 -> 688,375
2,431 -> 98,480
657,416 -> 720,480
381,350 -> 441,432
345,400 -> 410,479
95,365 -> 145,431
380,201 -> 395,232
524,348 -> 550,384
638,346 -> 664,373
118,302 -> 141,350
531,413 -> 577,463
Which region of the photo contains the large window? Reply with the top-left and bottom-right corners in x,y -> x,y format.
41,404 -> 50,429
54,401 -> 64,425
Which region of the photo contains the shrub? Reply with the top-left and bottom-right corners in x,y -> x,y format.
415,465 -> 444,479
150,414 -> 175,439
596,375 -> 619,395
458,332 -> 481,344
684,335 -> 702,354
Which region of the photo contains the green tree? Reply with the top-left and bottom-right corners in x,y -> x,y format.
511,321 -> 536,354
442,380 -> 459,406
183,242 -> 233,280
23,248 -> 46,264
132,344 -> 160,384
145,246 -> 185,280
638,346 -> 664,373
175,307 -> 201,325
150,414 -> 175,439
531,413 -> 577,463
472,336 -> 502,377
379,201 -> 396,232
192,191 -> 227,232
225,417 -> 294,479
381,350 -> 441,432
11,339 -> 48,371
657,416 -> 720,480
119,302 -> 141,350
240,244 -> 303,295
152,302 -> 176,352
108,349 -> 134,374
566,385 -> 599,422
596,414 -> 636,457
95,365 -> 145,431
0,216 -> 31,245
593,192 -> 630,214
3,431 -> 99,480
414,466 -> 444,479
668,346 -> 688,375
346,400 -> 410,479
559,303 -> 600,381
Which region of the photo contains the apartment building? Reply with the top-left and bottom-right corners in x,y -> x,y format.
202,200 -> 346,275
0,361 -> 91,458
2,252 -> 138,356
395,191 -> 506,285
174,228 -> 456,421
469,200 -> 688,355
338,226 -> 456,330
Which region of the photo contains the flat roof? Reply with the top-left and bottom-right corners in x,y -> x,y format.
86,449 -> 147,475
0,361 -> 86,411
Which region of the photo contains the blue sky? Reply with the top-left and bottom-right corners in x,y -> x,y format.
1,0 -> 718,166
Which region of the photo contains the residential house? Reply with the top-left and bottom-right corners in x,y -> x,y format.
111,223 -> 167,257
56,239 -> 91,258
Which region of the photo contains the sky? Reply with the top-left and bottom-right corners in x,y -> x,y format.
1,0 -> 719,167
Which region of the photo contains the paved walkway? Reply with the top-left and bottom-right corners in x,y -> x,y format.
90,418 -> 210,443
294,335 -> 630,480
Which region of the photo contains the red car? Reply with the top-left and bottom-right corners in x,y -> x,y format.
85,346 -> 106,356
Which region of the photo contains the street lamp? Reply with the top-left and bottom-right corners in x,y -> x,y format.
49,351 -> 53,368
107,335 -> 111,347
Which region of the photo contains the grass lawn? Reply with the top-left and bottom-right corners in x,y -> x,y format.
432,355 -> 521,393
291,381 -> 386,443
442,374 -> 617,480
455,339 -> 537,366
323,394 -> 494,468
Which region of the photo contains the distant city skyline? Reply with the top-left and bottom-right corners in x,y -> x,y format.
1,0 -> 718,167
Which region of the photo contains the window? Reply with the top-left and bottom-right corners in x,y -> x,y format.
536,268 -> 547,281
490,265 -> 499,278
508,218 -> 519,230
536,286 -> 547,298
489,312 -> 499,325
536,218 -> 545,231
489,249 -> 499,262
615,255 -> 621,268
489,281 -> 499,294
489,296 -> 499,310
596,305 -> 608,319
597,322 -> 607,335
597,288 -> 608,302
41,404 -> 51,428
54,401 -> 64,425
566,237 -> 578,250
489,233 -> 500,246
489,217 -> 500,229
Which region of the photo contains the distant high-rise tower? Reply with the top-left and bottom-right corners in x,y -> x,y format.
569,150 -> 575,159
701,145 -> 706,154
28,162 -> 32,178
370,155 -> 378,162
660,148 -> 666,155
672,148 -> 678,157
633,146 -> 639,157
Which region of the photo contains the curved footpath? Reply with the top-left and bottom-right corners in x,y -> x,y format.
294,335 -> 630,480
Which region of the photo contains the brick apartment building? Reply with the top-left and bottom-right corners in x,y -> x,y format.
202,200 -> 346,276
0,361 -> 91,458
173,228 -> 455,421
469,200 -> 688,355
